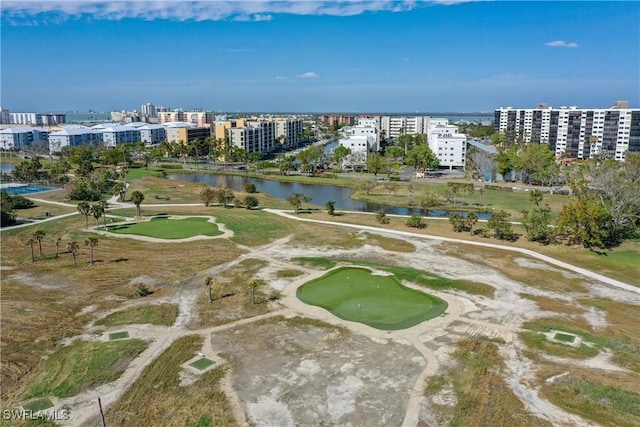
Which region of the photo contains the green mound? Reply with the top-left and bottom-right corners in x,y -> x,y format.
108,217 -> 222,239
297,267 -> 447,330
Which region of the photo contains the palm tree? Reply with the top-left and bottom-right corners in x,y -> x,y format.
249,279 -> 263,304
90,203 -> 104,230
205,276 -> 214,302
131,191 -> 145,219
67,241 -> 79,265
33,230 -> 45,257
25,238 -> 36,262
85,237 -> 99,265
78,202 -> 91,228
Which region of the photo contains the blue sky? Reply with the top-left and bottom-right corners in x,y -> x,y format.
2,1 -> 638,113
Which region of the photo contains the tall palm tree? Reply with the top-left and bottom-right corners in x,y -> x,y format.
25,238 -> 36,262
55,237 -> 62,258
67,241 -> 79,265
78,202 -> 91,229
85,237 -> 99,265
33,230 -> 45,257
90,203 -> 104,230
131,191 -> 144,219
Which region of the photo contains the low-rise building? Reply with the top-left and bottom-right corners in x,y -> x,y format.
0,127 -> 50,150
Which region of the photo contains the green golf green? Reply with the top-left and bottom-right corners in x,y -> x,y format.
297,267 -> 448,330
108,217 -> 223,239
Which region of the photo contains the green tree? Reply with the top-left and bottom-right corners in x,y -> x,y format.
33,230 -> 45,257
324,200 -> 336,216
244,195 -> 259,209
278,155 -> 295,176
366,152 -> 385,177
131,191 -> 145,219
513,143 -> 555,184
522,204 -> 553,243
487,210 -> 515,241
0,191 -> 16,226
418,191 -> 439,211
200,186 -> 217,207
405,145 -> 438,180
78,202 -> 91,229
287,192 -> 312,214
406,214 -> 427,229
297,145 -> 324,170
244,183 -> 257,193
85,237 -> 99,265
557,195 -> 613,249
333,145 -> 351,168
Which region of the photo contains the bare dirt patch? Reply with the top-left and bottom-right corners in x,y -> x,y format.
212,317 -> 426,426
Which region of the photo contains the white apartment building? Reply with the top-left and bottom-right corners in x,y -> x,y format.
48,126 -> 102,153
495,102 -> 640,161
135,124 -> 166,145
380,116 -> 429,138
0,127 -> 49,150
336,135 -> 375,167
158,110 -> 214,127
10,112 -> 66,126
94,124 -> 141,148
340,125 -> 379,151
427,121 -> 467,170
141,102 -> 157,118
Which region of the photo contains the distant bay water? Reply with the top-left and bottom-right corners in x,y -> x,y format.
62,112 -> 492,124
66,112 -> 111,122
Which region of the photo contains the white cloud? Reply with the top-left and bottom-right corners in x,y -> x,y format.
545,40 -> 579,48
1,1 -> 434,23
296,72 -> 319,79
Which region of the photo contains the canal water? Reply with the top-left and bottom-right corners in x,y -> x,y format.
168,173 -> 493,219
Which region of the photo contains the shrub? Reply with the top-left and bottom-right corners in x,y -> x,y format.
136,284 -> 153,298
406,214 -> 427,229
244,195 -> 259,209
9,195 -> 35,209
376,210 -> 390,224
244,182 -> 257,193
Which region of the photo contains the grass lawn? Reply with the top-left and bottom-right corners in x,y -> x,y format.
297,267 -> 447,330
96,304 -> 179,327
20,339 -> 147,399
108,217 -> 222,239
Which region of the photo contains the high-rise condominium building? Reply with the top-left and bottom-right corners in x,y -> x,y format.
141,102 -> 157,118
494,102 -> 640,161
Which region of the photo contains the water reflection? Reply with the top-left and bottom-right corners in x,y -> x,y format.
169,173 -> 493,219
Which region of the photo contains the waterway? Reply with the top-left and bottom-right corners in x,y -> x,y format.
168,173 -> 493,219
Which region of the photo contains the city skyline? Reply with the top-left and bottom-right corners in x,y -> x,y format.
2,1 -> 639,113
